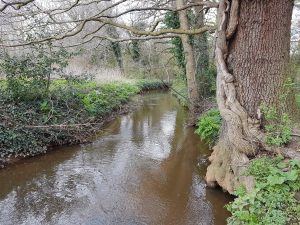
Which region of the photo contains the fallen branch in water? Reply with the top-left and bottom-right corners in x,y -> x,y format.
23,122 -> 103,129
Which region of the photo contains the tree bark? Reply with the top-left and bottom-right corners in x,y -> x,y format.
206,0 -> 294,193
176,0 -> 200,113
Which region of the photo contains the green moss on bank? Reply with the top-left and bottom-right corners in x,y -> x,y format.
0,79 -> 166,163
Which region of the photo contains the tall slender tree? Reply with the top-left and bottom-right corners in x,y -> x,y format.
176,0 -> 200,113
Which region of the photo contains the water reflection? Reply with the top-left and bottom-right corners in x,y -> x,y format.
0,92 -> 231,225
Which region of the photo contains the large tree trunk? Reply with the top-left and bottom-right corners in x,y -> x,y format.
206,0 -> 293,193
176,0 -> 200,113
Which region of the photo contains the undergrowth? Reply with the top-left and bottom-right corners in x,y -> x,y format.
227,156 -> 300,225
0,79 -> 166,163
195,108 -> 221,145
260,103 -> 292,146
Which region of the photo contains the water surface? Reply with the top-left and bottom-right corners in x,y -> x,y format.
0,92 -> 231,225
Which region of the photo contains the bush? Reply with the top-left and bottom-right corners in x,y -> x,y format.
195,108 -> 222,145
136,79 -> 167,91
0,45 -> 70,101
81,83 -> 140,116
227,156 -> 300,225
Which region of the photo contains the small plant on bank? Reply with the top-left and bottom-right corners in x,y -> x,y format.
260,105 -> 292,147
260,78 -> 295,146
227,156 -> 300,225
195,108 -> 222,145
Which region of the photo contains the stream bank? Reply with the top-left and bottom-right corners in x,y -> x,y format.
0,92 -> 232,225
0,79 -> 167,167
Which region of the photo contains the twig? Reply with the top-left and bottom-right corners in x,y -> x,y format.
291,133 -> 300,138
23,122 -> 103,129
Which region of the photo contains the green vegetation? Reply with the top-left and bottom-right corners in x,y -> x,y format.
227,156 -> 300,225
260,103 -> 292,146
171,78 -> 189,107
259,79 -> 295,146
0,79 -> 166,163
164,12 -> 186,77
1,46 -> 70,101
195,108 -> 221,145
297,94 -> 300,107
198,65 -> 217,98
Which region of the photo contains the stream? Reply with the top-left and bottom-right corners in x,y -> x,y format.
0,92 -> 232,225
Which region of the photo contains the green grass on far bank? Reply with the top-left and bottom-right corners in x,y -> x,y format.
0,79 -> 167,164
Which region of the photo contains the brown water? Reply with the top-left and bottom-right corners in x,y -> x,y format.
0,92 -> 232,225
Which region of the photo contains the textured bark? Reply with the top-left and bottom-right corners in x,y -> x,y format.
206,0 -> 293,193
227,0 -> 293,118
176,0 -> 199,112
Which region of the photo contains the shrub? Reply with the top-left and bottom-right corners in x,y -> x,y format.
195,108 -> 222,145
0,45 -> 70,101
136,79 -> 167,91
227,156 -> 300,225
